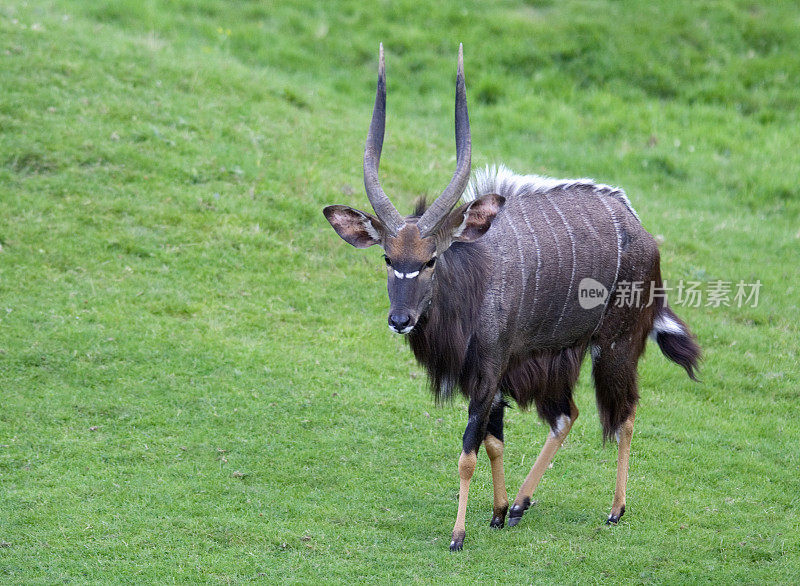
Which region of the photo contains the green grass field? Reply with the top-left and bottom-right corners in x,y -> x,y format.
1,0 -> 799,582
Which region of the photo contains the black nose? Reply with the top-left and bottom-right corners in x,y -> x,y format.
388,313 -> 412,331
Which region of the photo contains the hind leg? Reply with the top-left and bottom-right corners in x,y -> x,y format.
508,398 -> 579,527
591,341 -> 643,524
608,405 -> 636,523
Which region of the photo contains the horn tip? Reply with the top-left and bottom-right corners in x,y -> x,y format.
378,43 -> 385,79
457,44 -> 464,73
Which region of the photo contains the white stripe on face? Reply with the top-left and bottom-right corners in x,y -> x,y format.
392,269 -> 420,279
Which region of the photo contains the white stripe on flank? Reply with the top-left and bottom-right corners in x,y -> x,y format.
587,194 -> 623,339
597,195 -> 622,295
507,219 -> 527,325
531,195 -> 561,339
519,203 -> 541,322
546,194 -> 578,332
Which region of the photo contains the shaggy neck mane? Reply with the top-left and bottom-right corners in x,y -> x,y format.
407,240 -> 489,402
464,164 -> 640,222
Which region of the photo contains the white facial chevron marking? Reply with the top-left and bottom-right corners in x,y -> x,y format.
394,269 -> 404,279
393,269 -> 419,279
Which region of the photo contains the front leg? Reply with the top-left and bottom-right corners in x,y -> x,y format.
485,397 -> 509,528
450,389 -> 495,551
450,450 -> 476,551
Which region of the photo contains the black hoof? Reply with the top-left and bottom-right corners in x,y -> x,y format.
449,529 -> 465,551
606,505 -> 625,525
489,504 -> 508,529
507,497 -> 531,527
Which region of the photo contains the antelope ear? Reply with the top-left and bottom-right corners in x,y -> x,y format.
446,193 -> 505,243
323,205 -> 384,248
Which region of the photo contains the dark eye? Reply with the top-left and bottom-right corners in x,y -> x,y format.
425,257 -> 437,268
384,255 -> 392,267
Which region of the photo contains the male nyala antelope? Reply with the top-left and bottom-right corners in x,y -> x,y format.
323,45 -> 701,551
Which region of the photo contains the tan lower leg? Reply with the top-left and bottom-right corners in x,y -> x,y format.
451,451 -> 477,545
513,400 -> 579,506
609,406 -> 636,521
484,434 -> 508,519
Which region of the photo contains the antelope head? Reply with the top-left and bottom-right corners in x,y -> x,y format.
324,44 -> 504,334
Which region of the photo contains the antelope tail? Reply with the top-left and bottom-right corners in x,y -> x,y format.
650,305 -> 702,381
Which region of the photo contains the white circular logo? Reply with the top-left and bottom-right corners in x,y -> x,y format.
578,278 -> 609,310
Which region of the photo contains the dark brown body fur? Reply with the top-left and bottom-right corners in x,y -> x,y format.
323,46 -> 701,550
408,173 -> 700,448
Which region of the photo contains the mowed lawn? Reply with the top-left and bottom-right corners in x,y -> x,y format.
1,0 -> 799,582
